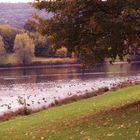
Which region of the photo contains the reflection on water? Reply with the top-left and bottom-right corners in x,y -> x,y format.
0,63 -> 139,85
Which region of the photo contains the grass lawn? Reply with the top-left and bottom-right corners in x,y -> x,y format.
0,85 -> 140,140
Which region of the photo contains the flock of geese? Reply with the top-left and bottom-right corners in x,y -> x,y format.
0,75 -> 140,116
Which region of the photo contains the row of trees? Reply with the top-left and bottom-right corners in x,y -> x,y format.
0,25 -> 69,64
29,0 -> 140,65
0,33 -> 34,64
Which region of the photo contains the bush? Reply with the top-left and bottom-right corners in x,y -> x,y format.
55,47 -> 68,58
0,25 -> 20,53
14,33 -> 35,64
0,35 -> 6,64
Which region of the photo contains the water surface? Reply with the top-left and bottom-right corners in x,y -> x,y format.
0,63 -> 140,115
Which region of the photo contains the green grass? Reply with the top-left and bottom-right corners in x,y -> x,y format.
0,85 -> 140,140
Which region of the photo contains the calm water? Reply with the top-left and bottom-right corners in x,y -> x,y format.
0,63 -> 140,85
0,63 -> 140,114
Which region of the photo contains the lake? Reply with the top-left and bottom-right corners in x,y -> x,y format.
0,63 -> 140,85
0,63 -> 140,115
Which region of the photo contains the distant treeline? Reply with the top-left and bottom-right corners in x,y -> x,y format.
0,25 -> 73,65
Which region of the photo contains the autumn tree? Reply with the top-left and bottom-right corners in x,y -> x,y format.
0,25 -> 20,53
14,33 -> 35,64
31,0 -> 140,65
55,46 -> 68,58
28,32 -> 55,57
0,35 -> 6,64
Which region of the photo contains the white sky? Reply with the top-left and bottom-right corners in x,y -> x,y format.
0,0 -> 33,3
0,0 -> 106,3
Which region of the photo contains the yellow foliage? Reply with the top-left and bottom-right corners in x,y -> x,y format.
14,33 -> 35,64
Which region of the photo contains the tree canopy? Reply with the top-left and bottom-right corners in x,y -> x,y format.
31,0 -> 140,65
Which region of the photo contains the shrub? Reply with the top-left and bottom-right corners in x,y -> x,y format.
14,33 -> 35,64
55,47 -> 68,58
0,25 -> 20,52
0,35 -> 6,64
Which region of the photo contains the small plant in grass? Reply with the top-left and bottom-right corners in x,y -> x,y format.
0,35 -> 6,64
14,33 -> 35,64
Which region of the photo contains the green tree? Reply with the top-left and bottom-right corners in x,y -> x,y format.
31,0 -> 140,65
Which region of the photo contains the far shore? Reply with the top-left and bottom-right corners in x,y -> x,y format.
0,57 -> 140,70
0,58 -> 79,70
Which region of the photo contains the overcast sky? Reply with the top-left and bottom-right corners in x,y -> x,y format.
0,0 -> 33,3
0,0 -> 106,3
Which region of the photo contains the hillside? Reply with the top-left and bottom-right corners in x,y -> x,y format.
0,3 -> 51,28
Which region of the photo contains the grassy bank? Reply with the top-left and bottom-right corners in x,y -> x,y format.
32,57 -> 77,64
3,54 -> 77,65
0,85 -> 140,140
0,54 -> 78,69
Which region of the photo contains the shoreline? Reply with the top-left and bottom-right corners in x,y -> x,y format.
0,59 -> 140,70
0,63 -> 80,70
0,75 -> 140,121
0,59 -> 79,70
